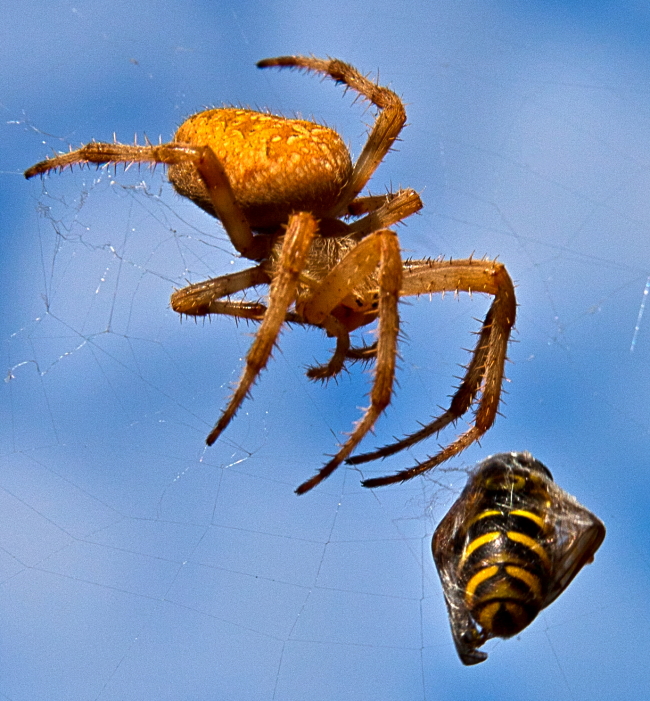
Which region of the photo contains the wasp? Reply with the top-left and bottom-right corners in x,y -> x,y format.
432,451 -> 605,665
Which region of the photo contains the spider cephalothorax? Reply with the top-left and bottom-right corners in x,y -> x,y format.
25,55 -> 516,494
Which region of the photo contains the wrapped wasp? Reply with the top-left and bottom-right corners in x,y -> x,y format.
432,452 -> 605,665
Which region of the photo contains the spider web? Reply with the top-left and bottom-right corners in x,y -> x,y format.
3,2 -> 650,700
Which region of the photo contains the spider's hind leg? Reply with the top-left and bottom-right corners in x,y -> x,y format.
257,55 -> 407,213
25,141 -> 268,261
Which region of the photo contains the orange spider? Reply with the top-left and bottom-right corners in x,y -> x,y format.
25,55 -> 516,494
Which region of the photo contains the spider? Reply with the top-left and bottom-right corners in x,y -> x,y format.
25,55 -> 516,495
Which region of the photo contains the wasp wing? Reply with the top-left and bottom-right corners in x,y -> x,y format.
542,484 -> 606,608
432,488 -> 488,665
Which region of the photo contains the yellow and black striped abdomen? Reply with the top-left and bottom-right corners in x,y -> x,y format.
433,452 -> 605,664
459,508 -> 551,638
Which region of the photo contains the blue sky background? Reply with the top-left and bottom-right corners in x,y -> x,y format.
3,1 -> 650,699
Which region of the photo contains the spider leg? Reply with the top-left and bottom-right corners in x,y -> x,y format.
257,56 -> 406,214
171,266 -> 271,318
306,335 -> 378,380
205,211 -> 317,446
346,341 -> 378,362
295,229 -> 402,494
347,195 -> 400,217
170,266 -> 312,328
305,316 -> 351,380
347,310 -> 492,463
351,258 -> 516,488
25,142 -> 269,261
347,188 -> 423,239
297,222 -> 389,380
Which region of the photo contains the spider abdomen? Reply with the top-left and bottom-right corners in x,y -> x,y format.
170,108 -> 352,228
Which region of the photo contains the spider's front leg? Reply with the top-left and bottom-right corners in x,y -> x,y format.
204,211 -> 317,446
295,228 -> 402,495
350,257 -> 516,488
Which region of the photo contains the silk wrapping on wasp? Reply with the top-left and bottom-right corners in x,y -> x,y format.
432,452 -> 605,665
